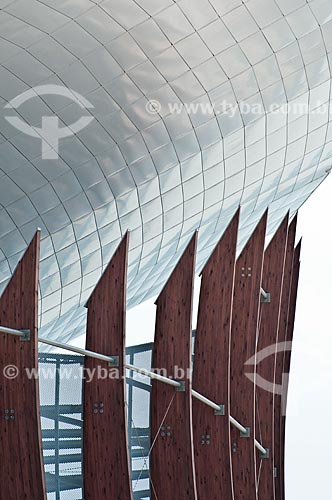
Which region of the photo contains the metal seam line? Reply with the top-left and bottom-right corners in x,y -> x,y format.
0,325 -> 268,456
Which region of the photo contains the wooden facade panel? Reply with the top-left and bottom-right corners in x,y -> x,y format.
0,232 -> 46,499
150,233 -> 197,500
83,233 -> 132,500
256,215 -> 289,500
230,212 -> 267,500
279,240 -> 301,500
273,216 -> 297,500
192,210 -> 239,500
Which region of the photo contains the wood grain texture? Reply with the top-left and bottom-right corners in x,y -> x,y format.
83,232 -> 132,500
0,231 -> 46,499
255,215 -> 289,500
273,216 -> 297,500
230,212 -> 267,500
279,240 -> 301,500
192,210 -> 239,500
150,233 -> 197,500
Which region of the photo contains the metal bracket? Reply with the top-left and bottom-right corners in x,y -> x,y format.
261,292 -> 271,303
274,467 -> 278,478
20,329 -> 30,341
214,404 -> 225,416
260,447 -> 270,459
175,381 -> 186,392
108,356 -> 119,368
240,426 -> 251,438
93,402 -> 104,414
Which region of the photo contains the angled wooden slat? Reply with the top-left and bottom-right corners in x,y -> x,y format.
273,216 -> 297,500
255,215 -> 289,499
0,231 -> 46,499
150,233 -> 198,500
230,212 -> 267,500
279,240 -> 301,500
83,233 -> 132,500
192,210 -> 239,500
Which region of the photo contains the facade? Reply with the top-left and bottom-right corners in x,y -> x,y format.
0,0 -> 331,345
0,219 -> 301,500
0,1 -> 330,499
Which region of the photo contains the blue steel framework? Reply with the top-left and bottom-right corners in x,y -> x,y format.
39,346 -> 152,500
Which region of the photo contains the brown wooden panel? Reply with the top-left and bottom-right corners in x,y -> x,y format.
0,231 -> 46,499
150,233 -> 198,500
255,215 -> 289,500
279,240 -> 301,500
230,212 -> 267,500
83,233 -> 132,500
192,210 -> 239,500
273,216 -> 297,500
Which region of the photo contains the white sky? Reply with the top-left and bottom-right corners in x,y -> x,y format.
286,174 -> 332,499
126,174 -> 332,498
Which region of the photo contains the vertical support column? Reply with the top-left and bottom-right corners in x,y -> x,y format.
255,215 -> 289,499
273,216 -> 297,500
150,233 -> 198,500
279,240 -> 301,500
0,231 -> 46,499
192,210 -> 239,500
83,233 -> 132,500
230,212 -> 267,500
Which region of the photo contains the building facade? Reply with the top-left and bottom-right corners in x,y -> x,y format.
0,0 -> 331,344
0,1 -> 330,499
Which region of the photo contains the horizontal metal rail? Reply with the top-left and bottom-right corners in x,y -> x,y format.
255,439 -> 268,456
192,389 -> 222,412
0,326 -> 119,365
1,325 -> 268,456
38,337 -> 119,366
229,415 -> 248,435
260,287 -> 271,303
0,326 -> 26,337
126,363 -> 182,388
126,368 -> 265,457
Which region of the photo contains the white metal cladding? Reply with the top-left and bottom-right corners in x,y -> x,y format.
0,0 -> 331,344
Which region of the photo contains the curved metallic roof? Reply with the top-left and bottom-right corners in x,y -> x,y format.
0,0 -> 331,342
